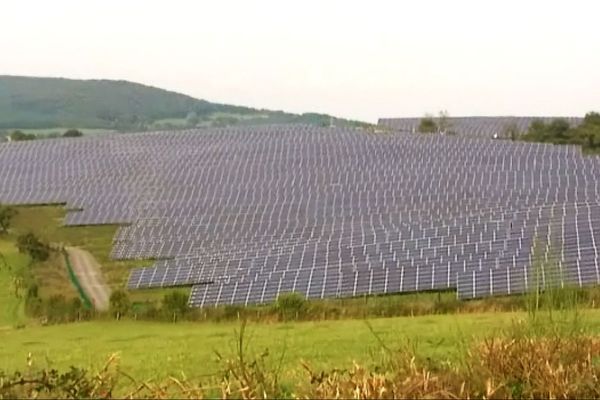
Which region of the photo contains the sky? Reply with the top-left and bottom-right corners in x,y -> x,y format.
1,0 -> 599,122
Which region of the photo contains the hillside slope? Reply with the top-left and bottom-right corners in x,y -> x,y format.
0,75 -> 368,130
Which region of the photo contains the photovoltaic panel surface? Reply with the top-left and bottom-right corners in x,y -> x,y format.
0,123 -> 599,307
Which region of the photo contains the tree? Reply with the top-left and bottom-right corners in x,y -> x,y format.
186,111 -> 199,127
584,111 -> 600,126
572,112 -> 600,147
547,119 -> 571,143
162,290 -> 188,320
418,114 -> 438,133
109,289 -> 131,319
522,118 -> 570,144
503,122 -> 521,141
437,110 -> 451,133
63,129 -> 83,138
16,233 -> 49,261
0,205 -> 17,234
519,111 -> 600,154
9,130 -> 36,141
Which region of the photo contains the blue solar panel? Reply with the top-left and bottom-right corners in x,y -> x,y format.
1,124 -> 599,307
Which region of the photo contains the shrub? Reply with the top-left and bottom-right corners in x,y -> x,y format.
16,233 -> 50,261
162,290 -> 189,320
9,130 -> 36,141
109,289 -> 131,319
0,205 -> 17,234
43,294 -> 79,323
62,129 -> 83,138
418,116 -> 437,133
274,292 -> 307,320
222,304 -> 245,320
520,112 -> 600,154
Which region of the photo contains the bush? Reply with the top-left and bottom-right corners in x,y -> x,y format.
9,130 -> 36,141
162,290 -> 189,320
222,304 -> 245,320
0,205 -> 17,234
0,354 -> 120,399
109,289 -> 131,319
418,116 -> 437,133
4,311 -> 600,398
41,294 -> 85,323
16,233 -> 50,261
274,292 -> 307,320
520,113 -> 600,153
62,129 -> 83,138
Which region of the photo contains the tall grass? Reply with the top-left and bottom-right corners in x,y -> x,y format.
5,316 -> 600,399
524,238 -> 587,337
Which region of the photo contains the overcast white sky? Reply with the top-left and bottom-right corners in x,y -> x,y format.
1,0 -> 599,122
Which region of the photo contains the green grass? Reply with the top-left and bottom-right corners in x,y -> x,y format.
5,206 -> 183,305
0,311 -> 563,380
2,309 -> 600,385
209,112 -> 270,121
0,241 -> 30,328
152,118 -> 187,126
10,206 -> 151,289
0,206 -> 184,330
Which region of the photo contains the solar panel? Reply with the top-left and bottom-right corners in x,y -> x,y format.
1,123 -> 599,307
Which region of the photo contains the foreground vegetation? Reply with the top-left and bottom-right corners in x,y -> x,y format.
1,305 -> 600,398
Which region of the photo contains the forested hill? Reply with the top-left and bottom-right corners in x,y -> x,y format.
0,75 -> 369,130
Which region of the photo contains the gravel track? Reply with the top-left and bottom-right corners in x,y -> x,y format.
65,247 -> 111,311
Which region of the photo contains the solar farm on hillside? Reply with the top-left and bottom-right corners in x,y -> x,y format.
1,121 -> 599,307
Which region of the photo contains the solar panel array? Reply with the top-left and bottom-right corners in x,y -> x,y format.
377,116 -> 583,138
0,123 -> 599,307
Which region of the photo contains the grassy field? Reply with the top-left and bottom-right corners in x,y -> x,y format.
1,206 -> 191,324
9,206 -> 152,291
0,310 -> 584,382
151,118 -> 187,127
0,241 -> 30,327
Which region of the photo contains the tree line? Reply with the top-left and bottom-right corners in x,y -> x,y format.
3,129 -> 83,142
416,111 -> 600,154
520,112 -> 600,152
418,110 -> 452,134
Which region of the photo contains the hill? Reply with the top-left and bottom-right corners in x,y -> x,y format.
0,75 -> 369,131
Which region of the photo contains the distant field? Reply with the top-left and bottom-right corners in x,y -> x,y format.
208,112 -> 270,121
151,118 -> 187,126
3,310 -> 590,383
152,112 -> 272,128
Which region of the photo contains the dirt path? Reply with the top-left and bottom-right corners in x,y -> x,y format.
65,247 -> 111,311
